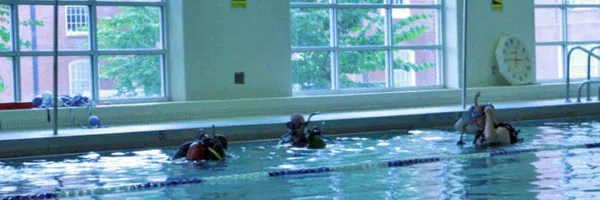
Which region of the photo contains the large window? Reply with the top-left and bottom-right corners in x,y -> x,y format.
0,0 -> 166,103
290,0 -> 442,94
535,0 -> 600,81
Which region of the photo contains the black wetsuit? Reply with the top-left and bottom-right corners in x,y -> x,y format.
278,130 -> 307,147
172,137 -> 228,160
473,122 -> 521,146
172,140 -> 198,160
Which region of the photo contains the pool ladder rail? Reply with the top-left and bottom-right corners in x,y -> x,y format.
566,46 -> 600,103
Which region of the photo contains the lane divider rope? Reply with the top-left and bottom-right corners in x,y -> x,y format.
2,142 -> 599,200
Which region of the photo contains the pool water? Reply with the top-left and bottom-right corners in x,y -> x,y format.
2,117 -> 600,199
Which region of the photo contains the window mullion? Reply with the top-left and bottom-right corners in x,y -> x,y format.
562,3 -> 569,82
331,5 -> 339,91
11,3 -> 21,102
386,3 -> 393,88
90,3 -> 99,101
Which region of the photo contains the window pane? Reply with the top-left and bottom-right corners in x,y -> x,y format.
567,45 -> 600,79
97,0 -> 162,2
338,0 -> 384,4
20,56 -> 83,101
0,57 -> 14,102
97,6 -> 162,50
393,0 -> 439,5
291,8 -> 330,47
392,49 -> 438,87
392,9 -> 438,46
68,59 -> 92,96
567,8 -> 600,41
568,0 -> 600,4
338,8 -> 385,46
536,45 -> 563,80
99,55 -> 163,99
0,5 -> 12,52
339,50 -> 386,89
19,5 -> 90,51
291,0 -> 330,3
536,0 -> 562,3
535,8 -> 562,42
292,51 -> 331,92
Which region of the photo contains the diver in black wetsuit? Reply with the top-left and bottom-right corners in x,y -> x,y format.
278,112 -> 331,149
172,127 -> 228,161
455,92 -> 522,146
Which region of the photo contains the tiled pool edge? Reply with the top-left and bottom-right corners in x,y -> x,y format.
1,99 -> 600,159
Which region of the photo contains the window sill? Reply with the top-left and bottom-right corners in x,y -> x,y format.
66,32 -> 89,37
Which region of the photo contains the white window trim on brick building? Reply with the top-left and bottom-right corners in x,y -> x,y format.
393,50 -> 416,87
68,59 -> 91,97
65,6 -> 89,37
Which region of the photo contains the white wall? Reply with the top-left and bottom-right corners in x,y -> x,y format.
179,0 -> 292,101
170,0 -> 537,98
168,0 -> 187,101
463,0 -> 536,87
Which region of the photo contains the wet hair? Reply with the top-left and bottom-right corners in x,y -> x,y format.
215,134 -> 228,150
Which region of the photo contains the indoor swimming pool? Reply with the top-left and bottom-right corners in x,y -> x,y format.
2,116 -> 600,199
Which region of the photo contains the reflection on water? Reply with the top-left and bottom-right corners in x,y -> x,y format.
1,118 -> 600,199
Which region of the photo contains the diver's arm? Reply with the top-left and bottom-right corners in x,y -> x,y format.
483,108 -> 500,141
454,118 -> 467,132
483,107 -> 511,144
172,141 -> 193,160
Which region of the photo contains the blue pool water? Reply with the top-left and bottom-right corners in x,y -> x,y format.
2,116 -> 600,199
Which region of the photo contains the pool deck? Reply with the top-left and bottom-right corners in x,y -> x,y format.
1,98 -> 600,159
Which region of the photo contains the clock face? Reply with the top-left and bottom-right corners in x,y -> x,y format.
496,36 -> 533,85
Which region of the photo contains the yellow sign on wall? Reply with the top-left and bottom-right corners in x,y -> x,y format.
492,0 -> 503,11
232,0 -> 247,8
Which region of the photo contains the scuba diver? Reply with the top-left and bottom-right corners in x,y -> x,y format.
172,125 -> 229,161
278,112 -> 332,149
454,92 -> 522,147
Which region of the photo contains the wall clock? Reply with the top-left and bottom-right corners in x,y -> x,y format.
495,35 -> 534,85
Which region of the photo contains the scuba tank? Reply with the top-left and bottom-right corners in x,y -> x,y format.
307,125 -> 326,149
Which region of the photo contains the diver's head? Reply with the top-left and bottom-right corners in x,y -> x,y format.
287,113 -> 306,129
471,105 -> 494,129
202,135 -> 228,161
215,134 -> 228,150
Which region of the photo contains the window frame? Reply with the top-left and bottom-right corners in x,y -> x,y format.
290,0 -> 444,96
65,5 -> 89,37
535,0 -> 600,83
68,59 -> 92,96
0,0 -> 168,104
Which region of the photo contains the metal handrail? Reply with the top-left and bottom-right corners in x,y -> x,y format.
566,46 -> 600,102
585,45 -> 600,101
576,80 -> 600,102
